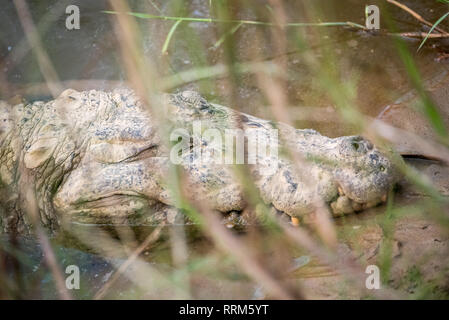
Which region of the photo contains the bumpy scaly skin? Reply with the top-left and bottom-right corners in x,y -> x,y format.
0,89 -> 397,233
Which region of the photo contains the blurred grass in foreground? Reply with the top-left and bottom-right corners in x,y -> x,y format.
1,0 -> 449,300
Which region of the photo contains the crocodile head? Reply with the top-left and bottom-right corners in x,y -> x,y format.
47,90 -> 400,222
257,127 -> 398,218
0,89 -> 398,232
328,135 -> 398,216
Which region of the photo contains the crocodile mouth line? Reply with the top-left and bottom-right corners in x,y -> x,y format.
72,191 -> 149,209
329,184 -> 388,217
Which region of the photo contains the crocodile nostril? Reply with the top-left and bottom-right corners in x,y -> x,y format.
351,142 -> 360,151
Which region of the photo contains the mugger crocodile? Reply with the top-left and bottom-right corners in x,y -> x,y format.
0,89 -> 398,234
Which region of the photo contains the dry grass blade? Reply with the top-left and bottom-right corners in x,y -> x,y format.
11,0 -> 70,299
253,1 -> 337,248
0,1 -> 66,97
12,0 -> 62,98
94,224 -> 165,300
367,117 -> 449,164
391,31 -> 449,39
107,0 -> 159,102
256,70 -> 338,247
387,0 -> 449,34
18,166 -> 72,300
277,217 -> 403,299
193,199 -> 303,300
66,223 -> 188,299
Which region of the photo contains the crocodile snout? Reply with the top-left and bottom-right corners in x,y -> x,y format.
331,136 -> 398,217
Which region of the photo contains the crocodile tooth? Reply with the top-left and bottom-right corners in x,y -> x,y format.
291,217 -> 300,226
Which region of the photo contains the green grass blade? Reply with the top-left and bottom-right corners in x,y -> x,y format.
394,36 -> 449,141
162,19 -> 182,54
102,11 -> 366,29
160,61 -> 282,90
213,22 -> 243,48
417,11 -> 449,52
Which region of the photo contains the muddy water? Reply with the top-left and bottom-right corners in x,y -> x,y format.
1,0 -> 449,299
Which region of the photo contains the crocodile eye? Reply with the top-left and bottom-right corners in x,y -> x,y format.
379,165 -> 385,172
352,142 -> 360,151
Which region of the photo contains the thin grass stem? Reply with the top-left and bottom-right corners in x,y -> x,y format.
162,20 -> 182,54
418,11 -> 449,51
103,11 -> 367,30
